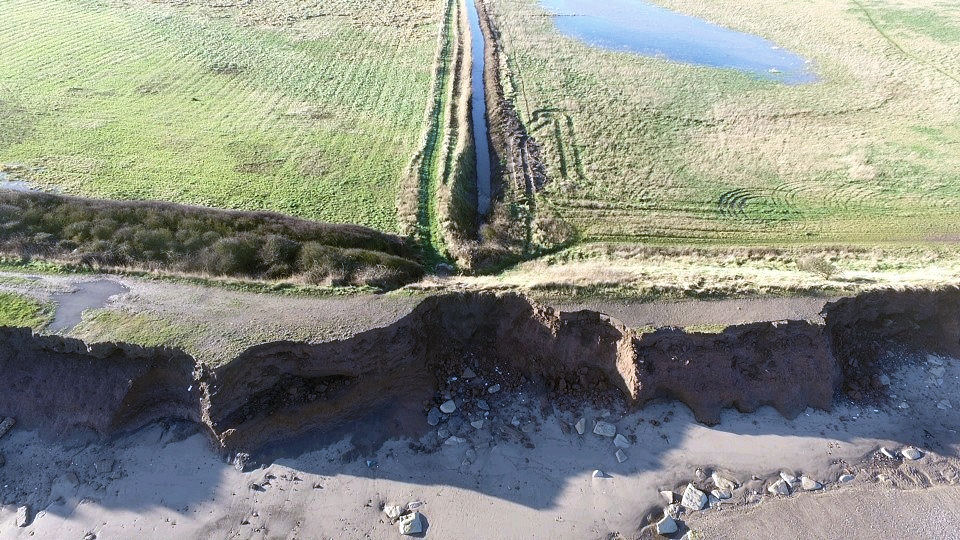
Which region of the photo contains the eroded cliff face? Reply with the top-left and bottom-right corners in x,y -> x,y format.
1,288 -> 957,454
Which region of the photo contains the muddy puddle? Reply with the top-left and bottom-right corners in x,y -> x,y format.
49,279 -> 129,333
540,0 -> 816,83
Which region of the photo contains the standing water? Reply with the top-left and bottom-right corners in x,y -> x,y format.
466,0 -> 492,216
540,0 -> 816,84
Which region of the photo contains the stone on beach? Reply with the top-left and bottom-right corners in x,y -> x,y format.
383,505 -> 404,520
681,483 -> 707,511
615,449 -> 628,463
440,400 -> 456,414
902,447 -> 923,460
593,421 -> 616,437
800,476 -> 822,491
613,434 -> 630,448
397,512 -> 424,535
575,417 -> 586,435
656,515 -> 678,535
767,479 -> 791,495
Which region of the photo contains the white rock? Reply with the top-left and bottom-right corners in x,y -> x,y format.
575,417 -> 586,435
487,384 -> 501,394
615,449 -> 628,463
444,436 -> 466,445
407,501 -> 425,511
711,489 -> 732,500
16,505 -> 29,527
592,469 -> 608,478
440,400 -> 456,414
711,472 -> 738,492
800,476 -> 822,491
462,367 -> 476,379
656,515 -> 678,535
470,419 -> 484,429
659,490 -> 676,504
779,472 -> 798,486
593,421 -> 616,437
938,399 -> 952,410
383,505 -> 404,520
613,434 -> 630,448
879,447 -> 897,459
397,512 -> 424,535
838,473 -> 855,483
902,447 -> 923,460
665,503 -> 682,519
681,483 -> 708,511
767,479 -> 791,495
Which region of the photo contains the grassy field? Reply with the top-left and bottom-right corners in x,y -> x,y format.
0,291 -> 53,329
487,0 -> 960,245
0,0 -> 444,232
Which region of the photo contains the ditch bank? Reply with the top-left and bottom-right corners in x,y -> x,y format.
1,287 -> 958,455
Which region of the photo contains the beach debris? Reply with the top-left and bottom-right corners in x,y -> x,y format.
613,434 -> 630,448
800,476 -> 822,491
384,505 -> 404,520
879,447 -> 897,459
656,515 -> 678,535
426,408 -> 442,426
16,505 -> 30,527
681,483 -> 707,511
440,400 -> 456,414
0,417 -> 15,440
838,473 -> 855,483
711,472 -> 738,492
487,384 -> 501,394
592,470 -> 609,478
767,479 -> 791,496
462,367 -> 476,379
593,421 -> 616,437
575,417 -> 586,435
615,449 -> 628,463
902,447 -> 923,460
233,452 -> 250,472
397,512 -> 425,535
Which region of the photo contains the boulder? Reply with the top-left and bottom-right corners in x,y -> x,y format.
383,505 -> 404,520
767,479 -> 791,495
470,419 -> 484,429
16,505 -> 29,527
440,400 -> 456,414
613,434 -> 630,448
902,447 -> 923,460
487,384 -> 501,394
397,512 -> 424,535
660,490 -> 676,504
593,421 -> 616,438
838,473 -> 855,483
711,489 -> 732,500
656,515 -> 678,535
444,436 -> 466,445
476,399 -> 490,411
575,417 -> 586,435
800,476 -> 822,491
0,417 -> 14,440
681,483 -> 707,511
615,449 -> 628,463
711,472 -> 738,492
592,470 -> 608,478
879,447 -> 897,459
426,408 -> 442,426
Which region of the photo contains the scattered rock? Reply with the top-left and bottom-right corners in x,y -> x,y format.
366,460 -> 377,468
426,408 -> 442,426
487,384 -> 501,394
711,489 -> 732,500
878,374 -> 891,386
574,417 -> 586,435
15,505 -> 29,527
838,473 -> 855,483
800,476 -> 822,491
476,399 -> 489,411
407,501 -> 426,511
444,436 -> 466,445
397,512 -> 424,535
902,447 -> 923,460
879,447 -> 897,459
767,479 -> 791,496
711,472 -> 738,492
0,417 -> 14,440
927,355 -> 944,366
938,399 -> 952,410
470,419 -> 484,429
660,490 -> 676,504
383,505 -> 404,520
930,366 -> 946,378
233,452 -> 250,472
593,421 -> 616,438
437,427 -> 451,439
615,449 -> 628,463
462,367 -> 476,379
656,515 -> 678,535
681,483 -> 707,511
84,533 -> 97,540
94,459 -> 115,474
592,470 -> 609,479
613,434 -> 630,449
779,472 -> 799,489
440,400 -> 456,414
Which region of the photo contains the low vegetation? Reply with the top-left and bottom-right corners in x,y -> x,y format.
0,291 -> 53,329
0,192 -> 424,289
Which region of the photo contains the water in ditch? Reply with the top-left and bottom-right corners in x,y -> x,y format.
540,0 -> 816,84
466,0 -> 493,216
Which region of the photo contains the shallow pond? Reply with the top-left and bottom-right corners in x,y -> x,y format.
541,0 -> 816,84
467,0 -> 492,215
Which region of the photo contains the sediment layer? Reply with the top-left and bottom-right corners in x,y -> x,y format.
1,288 -> 957,453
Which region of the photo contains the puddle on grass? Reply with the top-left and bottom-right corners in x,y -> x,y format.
540,0 -> 817,84
0,171 -> 35,192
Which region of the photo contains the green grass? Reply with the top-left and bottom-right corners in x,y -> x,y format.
487,0 -> 960,246
70,308 -> 201,352
0,0 -> 444,232
0,291 -> 53,329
